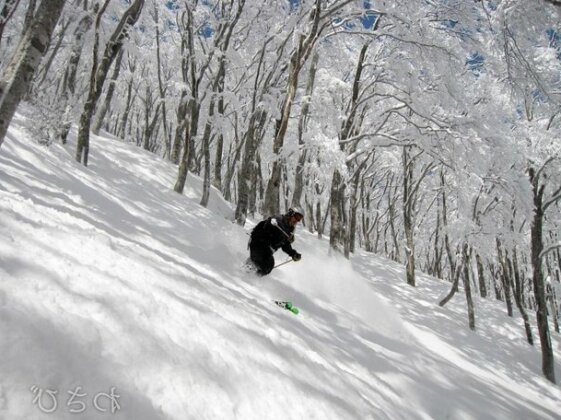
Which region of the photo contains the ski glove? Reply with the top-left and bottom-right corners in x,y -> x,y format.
292,252 -> 302,262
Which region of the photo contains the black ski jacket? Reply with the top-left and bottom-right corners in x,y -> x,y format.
250,215 -> 296,257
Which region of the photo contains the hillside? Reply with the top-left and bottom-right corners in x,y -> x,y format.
0,109 -> 560,419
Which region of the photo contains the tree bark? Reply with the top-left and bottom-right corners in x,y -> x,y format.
36,17 -> 71,89
21,0 -> 37,33
439,263 -> 462,307
403,146 -> 416,286
475,253 -> 487,298
0,0 -> 22,49
118,67 -> 135,139
263,0 -> 323,215
292,51 -> 319,209
200,97 -> 216,207
461,243 -> 475,330
510,248 -> 534,345
153,3 -> 170,160
0,0 -> 66,147
92,48 -> 124,135
529,167 -> 556,383
497,239 -> 514,317
235,110 -> 266,224
329,169 -> 346,253
141,84 -> 161,151
173,3 -> 206,193
329,42 -> 368,256
62,7 -> 96,96
76,0 -> 145,165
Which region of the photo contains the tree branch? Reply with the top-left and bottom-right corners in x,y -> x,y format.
540,243 -> 561,260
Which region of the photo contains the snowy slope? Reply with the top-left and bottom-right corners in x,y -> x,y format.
0,110 -> 560,420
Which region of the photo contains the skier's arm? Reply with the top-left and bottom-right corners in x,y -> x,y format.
281,240 -> 301,261
281,241 -> 296,257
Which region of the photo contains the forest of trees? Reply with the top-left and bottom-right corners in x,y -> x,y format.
0,0 -> 559,384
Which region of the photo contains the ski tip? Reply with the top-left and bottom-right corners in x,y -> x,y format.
274,300 -> 299,314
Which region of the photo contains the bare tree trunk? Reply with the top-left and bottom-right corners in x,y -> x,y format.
21,0 -> 37,33
329,169 -> 346,254
547,281 -> 560,334
200,97 -> 216,207
171,90 -> 188,164
76,0 -> 145,165
348,171 -> 361,255
234,29 -> 274,224
292,51 -> 319,208
153,3 -> 170,160
118,69 -> 135,139
62,6 -> 96,96
0,0 -> 23,50
212,90 -> 225,190
319,194 -> 330,239
439,263 -> 462,307
529,166 -> 556,383
432,205 -> 443,278
263,65 -> 299,215
235,110 -> 266,225
141,84 -> 161,151
497,239 -> 514,317
490,264 -> 502,301
173,4 -> 205,193
440,171 -> 456,282
211,0 -> 245,191
388,184 -> 401,262
174,97 -> 199,192
461,243 -> 475,330
476,253 -> 487,298
92,48 -> 124,135
223,121 -> 243,202
329,43 -> 368,256
35,17 -> 71,89
510,248 -> 534,345
201,0 -> 244,207
0,0 -> 66,147
263,0 -> 323,215
439,171 -> 464,307
403,146 -> 416,287
248,153 -> 263,217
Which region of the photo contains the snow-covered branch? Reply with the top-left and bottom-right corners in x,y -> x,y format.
540,243 -> 561,260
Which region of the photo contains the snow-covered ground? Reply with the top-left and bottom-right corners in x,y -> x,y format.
1,110 -> 560,419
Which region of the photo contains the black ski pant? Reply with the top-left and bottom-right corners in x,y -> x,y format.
249,242 -> 274,276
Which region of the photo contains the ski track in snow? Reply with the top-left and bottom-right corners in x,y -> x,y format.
0,110 -> 560,419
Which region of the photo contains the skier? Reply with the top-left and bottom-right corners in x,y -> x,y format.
247,207 -> 304,276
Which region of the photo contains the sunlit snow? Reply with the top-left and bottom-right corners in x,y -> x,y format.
0,110 -> 560,419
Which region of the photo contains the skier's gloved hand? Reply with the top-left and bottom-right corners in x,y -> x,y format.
288,234 -> 295,243
292,252 -> 301,262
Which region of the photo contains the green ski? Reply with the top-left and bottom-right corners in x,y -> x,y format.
275,301 -> 299,315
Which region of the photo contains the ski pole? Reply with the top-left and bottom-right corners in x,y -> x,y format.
274,258 -> 294,268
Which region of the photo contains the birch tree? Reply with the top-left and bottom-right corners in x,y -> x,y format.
0,0 -> 66,148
